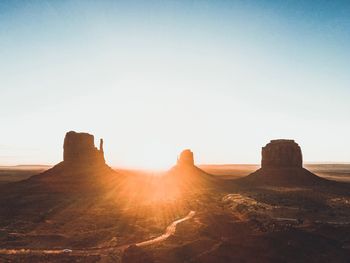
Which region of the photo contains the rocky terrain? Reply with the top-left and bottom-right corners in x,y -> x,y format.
167,149 -> 216,188
176,149 -> 195,167
238,139 -> 329,186
63,131 -> 105,166
0,135 -> 350,262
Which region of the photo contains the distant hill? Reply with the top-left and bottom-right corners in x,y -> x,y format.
0,164 -> 52,170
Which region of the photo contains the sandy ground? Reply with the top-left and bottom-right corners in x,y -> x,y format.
0,164 -> 349,262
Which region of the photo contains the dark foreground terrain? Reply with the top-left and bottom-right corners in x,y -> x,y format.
0,165 -> 50,185
0,164 -> 350,262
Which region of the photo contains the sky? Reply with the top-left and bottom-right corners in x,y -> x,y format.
0,0 -> 350,169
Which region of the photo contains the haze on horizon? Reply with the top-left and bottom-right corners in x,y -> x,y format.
1,0 -> 350,169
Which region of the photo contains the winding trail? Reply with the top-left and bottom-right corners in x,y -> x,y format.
136,210 -> 195,247
0,210 -> 196,256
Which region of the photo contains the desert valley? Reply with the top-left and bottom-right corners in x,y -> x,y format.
2,1 -> 350,262
0,131 -> 349,263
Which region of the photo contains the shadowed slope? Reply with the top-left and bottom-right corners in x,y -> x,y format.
24,131 -> 118,192
240,167 -> 327,186
169,149 -> 214,180
164,149 -> 217,194
238,140 -> 329,186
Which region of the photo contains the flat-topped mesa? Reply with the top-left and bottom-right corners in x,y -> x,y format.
239,139 -> 325,186
261,139 -> 303,169
63,131 -> 105,166
177,149 -> 194,166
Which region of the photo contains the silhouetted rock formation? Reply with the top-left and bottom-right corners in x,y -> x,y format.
177,149 -> 194,166
239,139 -> 325,186
63,131 -> 105,166
27,131 -> 115,191
262,140 -> 302,169
167,149 -> 215,191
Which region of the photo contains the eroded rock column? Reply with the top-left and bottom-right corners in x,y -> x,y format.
177,149 -> 195,166
63,131 -> 105,166
261,139 -> 303,169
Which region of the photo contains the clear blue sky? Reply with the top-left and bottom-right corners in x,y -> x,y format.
1,0 -> 350,168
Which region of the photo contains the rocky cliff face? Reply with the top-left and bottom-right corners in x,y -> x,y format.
261,140 -> 302,169
63,131 -> 105,166
177,149 -> 194,166
27,131 -> 113,191
240,139 -> 323,186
